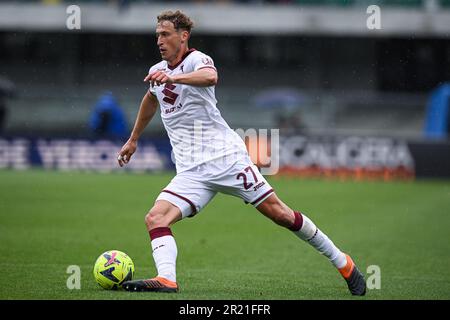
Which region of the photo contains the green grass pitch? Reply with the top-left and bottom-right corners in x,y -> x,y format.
0,169 -> 449,300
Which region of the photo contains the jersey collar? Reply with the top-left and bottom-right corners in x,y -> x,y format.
167,48 -> 196,70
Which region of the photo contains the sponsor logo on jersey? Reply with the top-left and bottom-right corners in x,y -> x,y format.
164,103 -> 183,114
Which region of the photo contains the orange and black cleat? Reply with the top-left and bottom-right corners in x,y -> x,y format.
338,254 -> 366,296
122,276 -> 179,293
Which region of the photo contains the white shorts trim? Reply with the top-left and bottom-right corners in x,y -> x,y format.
248,188 -> 275,207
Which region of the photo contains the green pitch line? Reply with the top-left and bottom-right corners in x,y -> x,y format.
0,169 -> 449,300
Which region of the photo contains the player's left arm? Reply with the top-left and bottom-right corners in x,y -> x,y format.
144,67 -> 218,87
174,68 -> 218,87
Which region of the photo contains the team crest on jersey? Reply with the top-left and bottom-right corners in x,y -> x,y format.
162,83 -> 178,105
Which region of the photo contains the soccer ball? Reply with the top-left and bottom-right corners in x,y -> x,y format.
93,250 -> 135,290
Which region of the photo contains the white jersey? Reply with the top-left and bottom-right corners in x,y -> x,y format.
148,49 -> 248,173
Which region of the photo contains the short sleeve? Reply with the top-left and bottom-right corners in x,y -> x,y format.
192,53 -> 217,72
147,66 -> 158,96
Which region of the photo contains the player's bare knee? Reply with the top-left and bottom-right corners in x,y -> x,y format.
145,200 -> 182,230
145,207 -> 168,229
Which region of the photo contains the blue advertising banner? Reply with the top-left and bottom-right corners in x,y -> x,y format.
0,137 -> 175,172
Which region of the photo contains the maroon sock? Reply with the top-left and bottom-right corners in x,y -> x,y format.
149,227 -> 173,240
289,211 -> 303,231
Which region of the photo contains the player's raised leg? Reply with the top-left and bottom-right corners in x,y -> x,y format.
256,193 -> 366,296
122,200 -> 181,293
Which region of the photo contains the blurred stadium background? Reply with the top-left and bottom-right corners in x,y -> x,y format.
1,0 -> 450,300
0,0 -> 449,178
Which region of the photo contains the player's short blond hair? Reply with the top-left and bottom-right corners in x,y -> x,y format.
157,10 -> 194,33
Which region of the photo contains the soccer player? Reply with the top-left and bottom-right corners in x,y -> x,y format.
117,10 -> 366,296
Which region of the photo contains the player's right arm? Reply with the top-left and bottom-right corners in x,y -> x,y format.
117,92 -> 158,167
